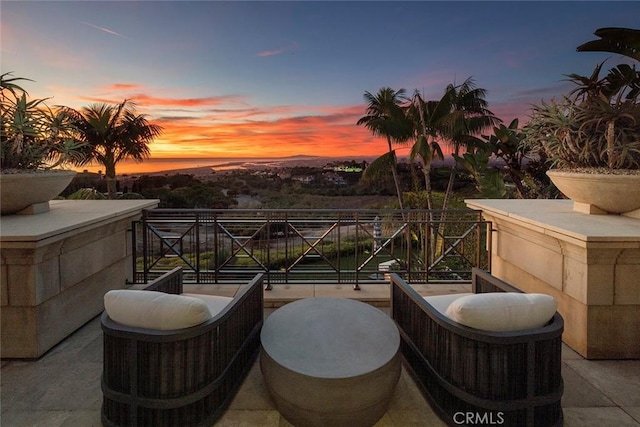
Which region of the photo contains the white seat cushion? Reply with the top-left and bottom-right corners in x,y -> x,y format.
444,292 -> 557,332
104,290 -> 231,330
423,293 -> 474,315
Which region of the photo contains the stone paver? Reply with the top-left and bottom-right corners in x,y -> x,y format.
2,286 -> 639,427
565,359 -> 640,407
563,407 -> 640,427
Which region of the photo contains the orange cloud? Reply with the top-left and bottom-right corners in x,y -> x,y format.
148,103 -> 387,159
62,81 -> 517,164
107,83 -> 141,91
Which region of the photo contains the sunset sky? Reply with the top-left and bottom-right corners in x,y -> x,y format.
2,1 -> 639,166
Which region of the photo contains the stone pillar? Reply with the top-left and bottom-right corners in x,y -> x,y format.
1,199 -> 158,358
466,199 -> 640,359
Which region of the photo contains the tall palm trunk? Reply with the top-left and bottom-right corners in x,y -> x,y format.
442,166 -> 456,211
415,98 -> 435,220
104,160 -> 117,199
387,136 -> 404,210
421,160 -> 434,211
414,96 -> 438,264
439,164 -> 457,235
431,165 -> 457,261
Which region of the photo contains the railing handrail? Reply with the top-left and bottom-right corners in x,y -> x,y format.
133,208 -> 491,288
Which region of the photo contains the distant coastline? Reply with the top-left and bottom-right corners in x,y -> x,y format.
73,155 -> 462,177
74,155 -> 381,176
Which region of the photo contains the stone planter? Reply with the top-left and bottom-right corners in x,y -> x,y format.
0,170 -> 76,215
547,170 -> 640,216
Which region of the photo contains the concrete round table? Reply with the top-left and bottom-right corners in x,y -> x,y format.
260,297 -> 401,427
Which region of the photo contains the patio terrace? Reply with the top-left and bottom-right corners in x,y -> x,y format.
2,201 -> 639,426
2,283 -> 639,427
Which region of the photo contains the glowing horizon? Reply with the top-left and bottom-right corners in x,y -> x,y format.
2,2 -> 636,163
22,79 -> 534,162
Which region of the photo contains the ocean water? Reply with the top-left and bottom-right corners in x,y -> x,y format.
71,154 -> 454,176
73,156 -> 333,175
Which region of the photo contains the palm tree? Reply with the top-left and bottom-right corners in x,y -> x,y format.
403,81 -> 498,264
406,91 -> 446,212
440,78 -> 500,211
357,87 -> 412,209
68,100 -> 162,198
577,27 -> 640,62
404,80 -> 498,209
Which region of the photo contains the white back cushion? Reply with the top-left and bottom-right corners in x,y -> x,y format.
183,293 -> 233,318
104,290 -> 229,330
444,292 -> 557,332
423,293 -> 474,315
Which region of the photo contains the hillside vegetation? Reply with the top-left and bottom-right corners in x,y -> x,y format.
64,161 -> 478,210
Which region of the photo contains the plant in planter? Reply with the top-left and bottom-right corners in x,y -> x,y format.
1,73 -> 87,215
522,61 -> 640,215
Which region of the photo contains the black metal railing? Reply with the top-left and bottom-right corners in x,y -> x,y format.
132,208 -> 492,288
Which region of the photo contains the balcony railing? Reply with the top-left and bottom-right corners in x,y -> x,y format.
132,209 -> 492,288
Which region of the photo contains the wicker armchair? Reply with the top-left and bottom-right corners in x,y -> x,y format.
390,268 -> 563,427
101,267 -> 264,427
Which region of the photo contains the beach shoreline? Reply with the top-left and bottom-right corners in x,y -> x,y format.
76,155 -> 381,177
75,155 -> 463,178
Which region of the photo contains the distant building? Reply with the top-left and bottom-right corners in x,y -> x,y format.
332,165 -> 363,173
291,175 -> 315,184
277,170 -> 292,180
322,172 -> 346,185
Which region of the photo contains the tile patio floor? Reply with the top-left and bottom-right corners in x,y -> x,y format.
2,284 -> 639,427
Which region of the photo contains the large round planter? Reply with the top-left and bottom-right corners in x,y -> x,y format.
0,170 -> 76,215
547,170 -> 640,215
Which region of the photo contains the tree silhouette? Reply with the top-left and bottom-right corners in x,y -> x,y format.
577,27 -> 640,62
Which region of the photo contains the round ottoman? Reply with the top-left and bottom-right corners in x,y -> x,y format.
260,297 -> 401,427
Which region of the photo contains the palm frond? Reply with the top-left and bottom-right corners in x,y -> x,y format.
362,151 -> 397,181
577,27 -> 640,61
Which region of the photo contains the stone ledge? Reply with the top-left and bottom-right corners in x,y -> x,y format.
466,199 -> 640,244
0,200 -> 159,246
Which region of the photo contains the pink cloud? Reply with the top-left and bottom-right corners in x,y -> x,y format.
258,49 -> 285,57
133,94 -> 242,108
489,102 -> 533,126
3,20 -> 104,73
257,42 -> 299,57
78,93 -> 245,109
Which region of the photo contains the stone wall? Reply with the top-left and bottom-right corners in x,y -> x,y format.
1,200 -> 158,358
466,199 -> 640,359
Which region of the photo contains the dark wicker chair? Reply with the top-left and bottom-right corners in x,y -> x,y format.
390,268 -> 563,427
101,267 -> 264,427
